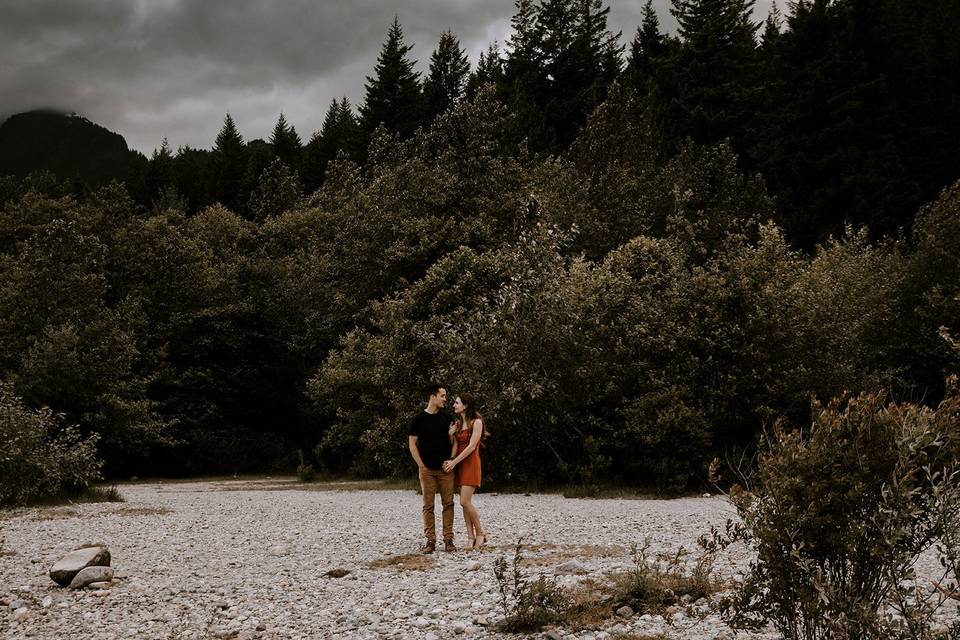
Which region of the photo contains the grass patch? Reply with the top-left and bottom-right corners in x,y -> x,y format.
368,553 -> 437,571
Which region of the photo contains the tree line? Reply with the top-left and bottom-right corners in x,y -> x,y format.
1,0 -> 959,491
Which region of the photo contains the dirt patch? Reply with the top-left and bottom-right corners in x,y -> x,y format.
106,506 -> 173,517
368,553 -> 437,571
0,549 -> 16,557
29,507 -> 79,521
206,479 -> 416,493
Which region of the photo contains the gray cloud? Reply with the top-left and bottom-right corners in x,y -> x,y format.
1,0 -> 774,154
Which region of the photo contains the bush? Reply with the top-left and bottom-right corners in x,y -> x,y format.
707,388 -> 960,639
297,450 -> 317,482
610,539 -> 720,615
0,382 -> 103,506
493,541 -> 572,632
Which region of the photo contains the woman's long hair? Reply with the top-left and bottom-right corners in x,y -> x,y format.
458,393 -> 490,441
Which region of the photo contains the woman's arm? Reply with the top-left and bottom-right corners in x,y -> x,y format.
450,419 -> 483,466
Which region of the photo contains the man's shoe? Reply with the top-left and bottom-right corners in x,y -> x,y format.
444,540 -> 457,552
420,541 -> 436,554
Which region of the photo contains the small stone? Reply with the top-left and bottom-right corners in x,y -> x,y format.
425,633 -> 439,640
557,560 -> 588,574
326,568 -> 350,578
473,615 -> 489,626
69,566 -> 114,590
13,607 -> 30,621
268,545 -> 290,557
694,597 -> 708,606
427,585 -> 438,594
89,581 -> 112,589
41,596 -> 53,608
453,622 -> 467,634
465,560 -> 481,571
256,623 -> 267,631
702,492 -> 711,498
545,630 -> 563,640
415,617 -> 431,628
681,594 -> 694,604
616,605 -> 635,618
91,589 -> 111,597
9,599 -> 27,610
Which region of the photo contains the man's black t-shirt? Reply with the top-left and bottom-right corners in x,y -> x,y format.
410,410 -> 451,471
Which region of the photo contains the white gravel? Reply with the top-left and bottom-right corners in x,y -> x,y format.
0,479 -> 953,639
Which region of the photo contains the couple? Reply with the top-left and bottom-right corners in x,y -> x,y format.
408,383 -> 487,554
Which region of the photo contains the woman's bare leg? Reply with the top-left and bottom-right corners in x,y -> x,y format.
460,486 -> 484,548
459,487 -> 477,547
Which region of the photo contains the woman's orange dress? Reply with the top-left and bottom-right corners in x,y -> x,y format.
455,425 -> 482,487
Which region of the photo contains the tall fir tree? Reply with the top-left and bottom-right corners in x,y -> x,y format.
303,97 -> 361,191
210,113 -> 248,213
466,42 -> 505,101
625,0 -> 667,91
269,113 -> 303,168
422,30 -> 471,122
360,16 -> 423,139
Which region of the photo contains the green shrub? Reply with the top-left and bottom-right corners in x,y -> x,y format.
707,388 -> 960,639
297,450 -> 317,482
0,382 -> 103,506
493,541 -> 572,632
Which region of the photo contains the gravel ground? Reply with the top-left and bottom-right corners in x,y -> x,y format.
0,479 -> 954,639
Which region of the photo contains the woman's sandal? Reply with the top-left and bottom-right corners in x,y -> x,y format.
465,536 -> 476,551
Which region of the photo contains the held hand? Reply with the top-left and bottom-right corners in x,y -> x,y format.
448,422 -> 458,436
442,459 -> 455,473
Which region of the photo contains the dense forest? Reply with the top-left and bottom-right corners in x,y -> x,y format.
2,0 -> 959,491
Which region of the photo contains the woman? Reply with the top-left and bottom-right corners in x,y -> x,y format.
443,393 -> 487,550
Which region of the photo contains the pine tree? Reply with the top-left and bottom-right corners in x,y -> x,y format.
466,42 -> 505,101
654,0 -> 760,147
422,30 -> 471,122
762,1 -> 782,49
303,97 -> 361,191
269,113 -> 302,167
210,114 -> 248,213
626,0 -> 667,91
360,17 -> 423,139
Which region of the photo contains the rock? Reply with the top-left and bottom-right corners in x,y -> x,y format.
9,599 -> 27,610
453,622 -> 467,634
473,615 -> 489,626
616,605 -> 635,618
68,566 -> 114,590
545,630 -> 563,640
268,545 -> 289,557
466,560 -> 481,572
89,581 -> 112,589
694,597 -> 708,607
425,632 -> 439,640
680,594 -> 694,604
91,589 -> 111,597
702,493 -> 711,498
326,568 -> 350,578
49,546 -> 110,587
557,560 -> 588,574
13,607 -> 30,621
41,596 -> 53,608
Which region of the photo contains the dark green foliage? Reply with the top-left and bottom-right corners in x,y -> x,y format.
0,382 -> 103,506
360,17 -> 423,140
303,98 -> 361,191
209,114 -> 249,213
422,30 -> 470,122
707,390 -> 960,638
248,157 -> 301,221
269,113 -> 303,168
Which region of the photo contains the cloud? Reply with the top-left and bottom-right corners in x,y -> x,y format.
0,0 -> 775,154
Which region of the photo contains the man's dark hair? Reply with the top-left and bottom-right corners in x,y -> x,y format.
424,383 -> 445,399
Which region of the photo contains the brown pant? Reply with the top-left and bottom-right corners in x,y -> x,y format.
419,467 -> 455,543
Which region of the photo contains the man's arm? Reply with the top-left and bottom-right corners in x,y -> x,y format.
408,435 -> 426,470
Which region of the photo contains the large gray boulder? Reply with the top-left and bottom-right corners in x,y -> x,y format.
49,546 -> 110,587
68,566 -> 114,590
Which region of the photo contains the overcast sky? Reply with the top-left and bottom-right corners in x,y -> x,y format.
1,0 -> 775,155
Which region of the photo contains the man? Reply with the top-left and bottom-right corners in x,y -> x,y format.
408,383 -> 456,553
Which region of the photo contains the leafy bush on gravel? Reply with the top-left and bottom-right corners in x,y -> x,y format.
705,387 -> 960,639
609,539 -> 720,615
0,381 -> 103,506
494,540 -> 572,632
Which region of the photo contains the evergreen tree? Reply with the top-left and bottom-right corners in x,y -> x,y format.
269,113 -> 302,167
654,0 -> 760,149
422,30 -> 471,122
466,42 -> 504,101
500,0 -> 551,150
360,17 -> 423,139
144,138 -> 175,205
303,97 -> 361,191
210,113 -> 249,213
625,0 -> 667,91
